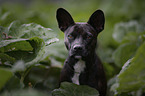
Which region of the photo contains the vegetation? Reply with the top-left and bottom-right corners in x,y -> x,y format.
0,0 -> 145,96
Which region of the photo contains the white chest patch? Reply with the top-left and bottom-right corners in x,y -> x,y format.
72,60 -> 86,85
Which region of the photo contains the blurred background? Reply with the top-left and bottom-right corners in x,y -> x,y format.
0,0 -> 145,96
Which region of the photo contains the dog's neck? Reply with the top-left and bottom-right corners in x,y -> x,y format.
71,59 -> 86,85
71,52 -> 97,84
66,51 -> 96,69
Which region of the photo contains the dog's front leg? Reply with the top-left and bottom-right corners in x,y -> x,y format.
59,67 -> 73,83
59,59 -> 76,86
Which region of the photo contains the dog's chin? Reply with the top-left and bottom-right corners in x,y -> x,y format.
70,50 -> 88,59
70,53 -> 83,59
74,55 -> 82,59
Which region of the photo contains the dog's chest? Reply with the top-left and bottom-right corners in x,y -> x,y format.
71,60 -> 86,85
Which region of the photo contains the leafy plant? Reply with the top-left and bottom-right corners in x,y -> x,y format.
0,21 -> 59,94
0,68 -> 13,90
1,89 -> 50,96
0,0 -> 145,96
109,20 -> 145,95
0,21 -> 57,65
52,82 -> 99,96
112,21 -> 145,68
111,42 -> 145,95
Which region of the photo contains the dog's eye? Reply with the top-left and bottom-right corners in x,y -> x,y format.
68,35 -> 73,39
87,35 -> 92,39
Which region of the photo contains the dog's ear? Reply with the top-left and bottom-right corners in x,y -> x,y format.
56,8 -> 75,32
88,10 -> 105,33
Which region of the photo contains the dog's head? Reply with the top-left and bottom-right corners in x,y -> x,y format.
56,8 -> 105,59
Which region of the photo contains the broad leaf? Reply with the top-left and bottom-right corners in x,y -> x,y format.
0,39 -> 33,52
0,68 -> 13,90
0,53 -> 15,64
1,89 -> 50,96
52,82 -> 99,96
3,76 -> 23,91
113,21 -> 144,43
112,42 -> 145,94
0,21 -> 58,67
8,21 -> 56,40
112,43 -> 137,67
0,26 -> 7,41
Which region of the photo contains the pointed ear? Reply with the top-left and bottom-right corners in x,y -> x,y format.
88,10 -> 105,33
56,8 -> 75,32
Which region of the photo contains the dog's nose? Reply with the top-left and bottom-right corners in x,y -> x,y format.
73,45 -> 83,51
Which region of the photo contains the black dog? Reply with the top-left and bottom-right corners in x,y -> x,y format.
56,8 -> 107,96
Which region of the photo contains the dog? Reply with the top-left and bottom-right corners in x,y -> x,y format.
56,8 -> 107,96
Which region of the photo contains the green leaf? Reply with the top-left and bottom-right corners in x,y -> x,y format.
0,53 -> 15,64
4,76 -> 24,91
113,21 -> 144,43
112,43 -> 137,67
52,82 -> 99,96
0,26 -> 7,41
45,38 -> 59,46
25,37 -> 45,67
1,89 -> 50,96
8,21 -> 56,40
0,21 -> 58,66
0,39 -> 33,52
112,42 -> 145,94
7,21 -> 22,39
1,37 -> 44,63
0,68 -> 13,90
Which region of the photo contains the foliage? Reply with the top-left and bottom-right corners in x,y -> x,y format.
1,89 -> 50,96
109,20 -> 145,96
0,21 -> 57,65
0,21 -> 59,95
113,42 -> 145,95
52,82 -> 99,96
0,0 -> 145,96
0,68 -> 13,90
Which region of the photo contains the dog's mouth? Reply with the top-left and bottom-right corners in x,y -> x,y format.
69,51 -> 82,59
74,55 -> 82,59
69,50 -> 88,59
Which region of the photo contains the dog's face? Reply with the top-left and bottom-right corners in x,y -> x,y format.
56,8 -> 105,59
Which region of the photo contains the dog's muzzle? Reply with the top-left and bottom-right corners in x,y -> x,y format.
70,44 -> 85,59
73,45 -> 83,52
